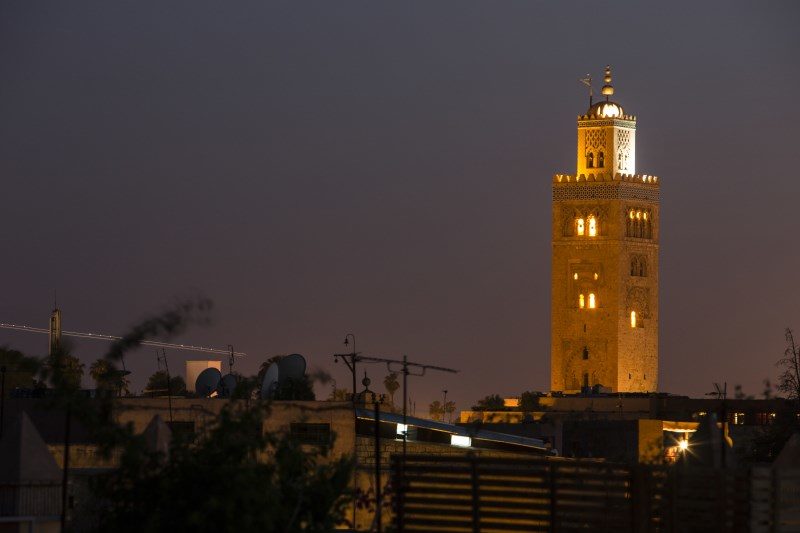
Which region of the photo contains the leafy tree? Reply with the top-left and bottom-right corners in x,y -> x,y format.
92,402 -> 353,532
778,328 -> 800,400
471,394 -> 504,411
734,384 -> 754,400
746,329 -> 800,462
429,400 -> 444,421
89,359 -> 130,395
383,373 -> 399,406
519,391 -> 541,411
763,379 -> 774,400
443,400 -> 456,423
145,370 -> 186,396
44,344 -> 84,390
36,297 -> 351,531
273,375 -> 315,401
0,346 -> 41,396
329,387 -> 350,401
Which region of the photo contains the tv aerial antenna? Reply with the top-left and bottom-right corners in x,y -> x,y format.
357,354 -> 458,456
705,382 -> 727,400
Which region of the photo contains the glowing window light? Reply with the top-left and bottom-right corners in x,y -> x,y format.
396,423 -> 408,437
636,211 -> 641,220
588,293 -> 596,308
450,435 -> 471,447
579,294 -> 585,309
593,273 -> 598,280
629,210 -> 634,219
573,273 -> 578,280
576,218 -> 585,236
630,311 -> 637,328
643,212 -> 648,221
588,216 -> 597,237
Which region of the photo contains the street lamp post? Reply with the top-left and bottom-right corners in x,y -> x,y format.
333,334 -> 359,530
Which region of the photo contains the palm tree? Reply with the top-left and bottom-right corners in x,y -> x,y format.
429,400 -> 444,421
443,400 -> 456,424
89,359 -> 110,387
383,373 -> 399,407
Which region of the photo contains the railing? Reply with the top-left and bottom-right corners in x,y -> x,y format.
391,455 -> 799,532
0,483 -> 62,518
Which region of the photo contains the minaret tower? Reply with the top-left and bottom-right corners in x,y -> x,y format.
550,66 -> 659,393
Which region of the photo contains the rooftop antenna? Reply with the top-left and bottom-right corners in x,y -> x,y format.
227,344 -> 235,374
355,354 -> 458,458
579,73 -> 593,107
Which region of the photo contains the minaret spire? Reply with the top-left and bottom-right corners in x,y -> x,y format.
601,65 -> 614,101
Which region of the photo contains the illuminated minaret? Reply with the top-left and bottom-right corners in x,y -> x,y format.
49,306 -> 62,356
550,66 -> 659,393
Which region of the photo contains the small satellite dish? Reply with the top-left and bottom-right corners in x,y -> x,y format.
195,368 -> 222,397
260,362 -> 279,400
278,354 -> 306,383
218,373 -> 238,398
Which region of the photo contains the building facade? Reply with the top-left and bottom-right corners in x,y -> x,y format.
551,67 -> 660,392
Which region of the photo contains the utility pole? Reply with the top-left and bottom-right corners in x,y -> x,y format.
333,333 -> 359,530
374,398 -> 382,533
442,389 -> 448,423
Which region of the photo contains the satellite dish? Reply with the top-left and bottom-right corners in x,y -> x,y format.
218,373 -> 238,398
195,367 -> 222,397
260,362 -> 279,400
278,354 -> 306,383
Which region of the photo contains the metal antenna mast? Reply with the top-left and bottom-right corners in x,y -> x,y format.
0,322 -> 246,357
357,355 -> 458,457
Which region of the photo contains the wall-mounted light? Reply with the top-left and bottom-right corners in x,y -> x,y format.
451,435 -> 471,447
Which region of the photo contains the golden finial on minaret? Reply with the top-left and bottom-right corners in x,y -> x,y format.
601,65 -> 614,100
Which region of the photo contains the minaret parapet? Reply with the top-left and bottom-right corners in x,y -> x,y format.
554,173 -> 659,185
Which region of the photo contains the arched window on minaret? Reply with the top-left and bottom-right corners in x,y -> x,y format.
627,210 -> 636,237
630,257 -> 639,276
587,215 -> 597,237
618,151 -> 624,170
639,257 -> 647,277
588,293 -> 596,309
579,294 -> 585,309
576,218 -> 585,236
587,152 -> 594,168
597,151 -> 604,168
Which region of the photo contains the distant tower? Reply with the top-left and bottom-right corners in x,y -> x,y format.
551,66 -> 659,393
49,307 -> 62,356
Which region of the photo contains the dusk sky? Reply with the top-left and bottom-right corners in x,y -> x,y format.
1,2 -> 799,412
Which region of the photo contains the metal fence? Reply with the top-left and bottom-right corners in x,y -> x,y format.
391,454 -> 800,532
